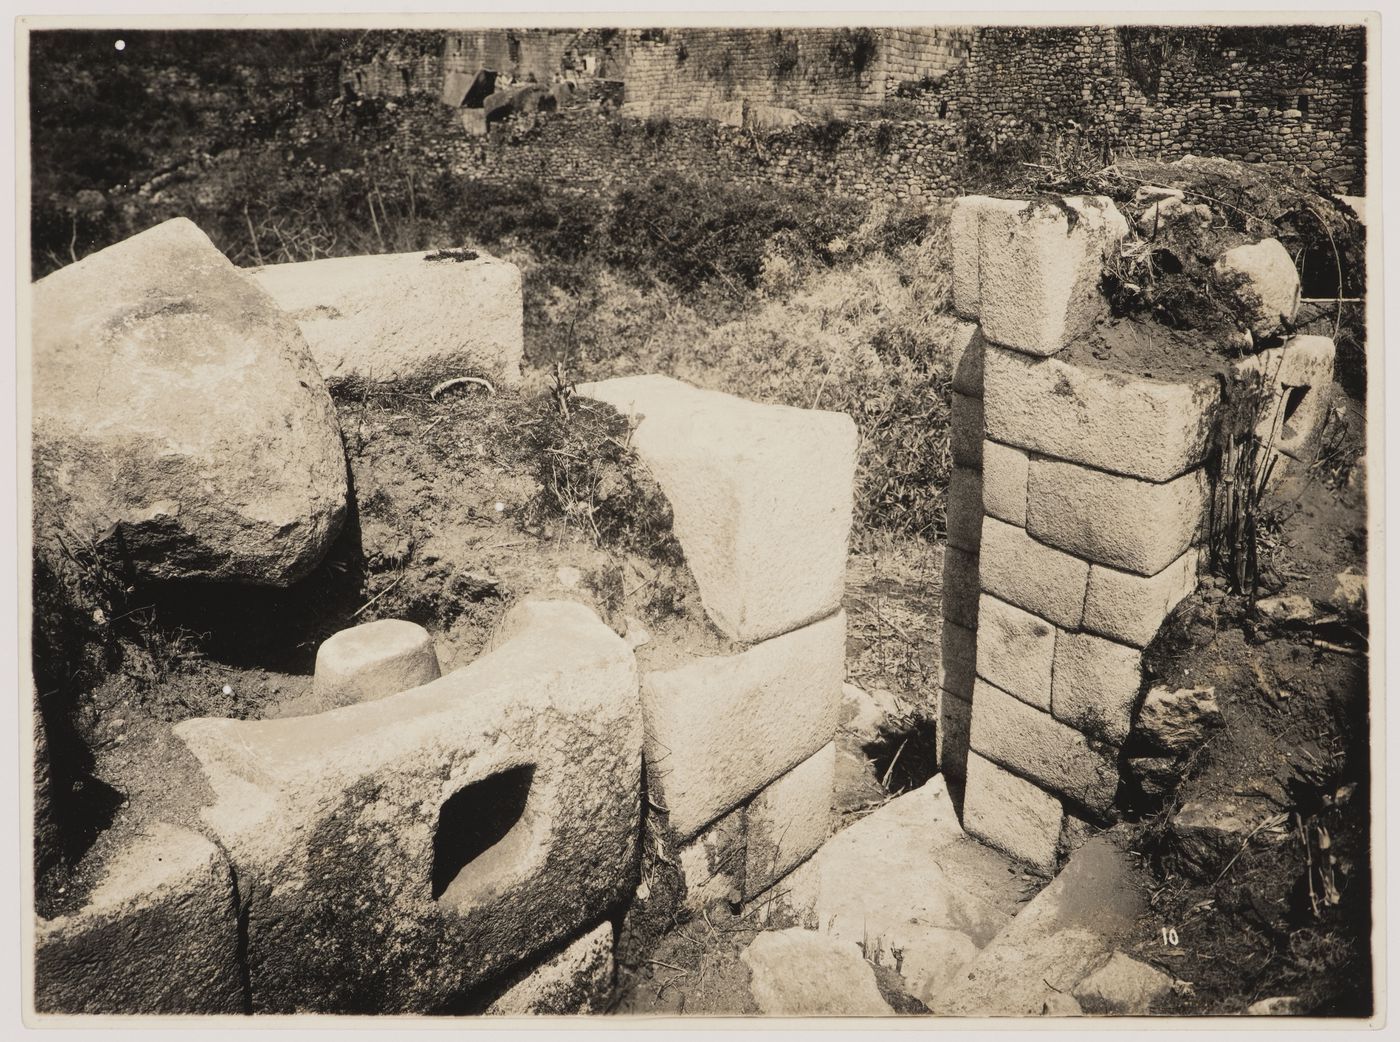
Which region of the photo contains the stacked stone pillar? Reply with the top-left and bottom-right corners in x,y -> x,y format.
942,195 -> 1216,872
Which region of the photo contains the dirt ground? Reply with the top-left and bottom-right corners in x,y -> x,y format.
1122,395 -> 1370,1015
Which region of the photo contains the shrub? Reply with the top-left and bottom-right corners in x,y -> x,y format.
828,27 -> 880,77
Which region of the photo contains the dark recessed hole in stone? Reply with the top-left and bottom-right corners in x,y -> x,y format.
1298,246 -> 1344,298
431,765 -> 535,904
1152,248 -> 1184,275
1282,385 -> 1309,425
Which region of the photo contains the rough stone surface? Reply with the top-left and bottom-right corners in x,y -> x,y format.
1214,238 -> 1302,338
1071,951 -> 1174,1014
946,465 -> 984,554
983,342 -> 1220,482
745,742 -> 835,899
31,217 -> 348,586
1238,335 -> 1337,461
678,805 -> 746,912
1082,548 -> 1201,647
962,751 -> 1062,874
839,682 -> 904,747
249,248 -> 525,388
1136,195 -> 1213,237
936,689 -> 972,782
1169,797 -> 1285,878
941,546 -> 980,630
1136,686 -> 1222,754
642,611 -> 844,840
484,922 -> 614,1015
768,778 -> 1022,1003
936,836 -> 1143,1016
970,678 -> 1120,814
1248,995 -> 1301,1015
976,196 -> 1129,357
34,823 -> 244,1014
306,619 -> 441,714
1051,631 -> 1143,745
980,516 -> 1091,629
939,620 -> 977,702
173,599 -> 641,1013
578,375 -> 857,643
975,595 -> 1056,710
950,324 -> 986,397
741,929 -> 892,1016
950,196 -> 984,319
1027,459 -> 1210,576
982,439 -> 1029,525
950,392 -> 984,468
1328,569 -> 1367,615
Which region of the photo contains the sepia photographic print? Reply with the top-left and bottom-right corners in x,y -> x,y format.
17,9 -> 1382,1027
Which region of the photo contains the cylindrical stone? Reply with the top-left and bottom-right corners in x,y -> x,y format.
312,618 -> 441,711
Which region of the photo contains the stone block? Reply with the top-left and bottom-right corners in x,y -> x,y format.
484,921 -> 614,1015
950,324 -> 985,397
970,679 -> 1119,814
946,465 -> 983,553
249,248 -> 524,388
977,196 -> 1128,357
979,516 -> 1090,629
983,343 -> 1220,482
936,690 -> 973,782
34,824 -> 244,1014
678,805 -> 746,912
742,929 -> 892,1015
1071,951 -> 1173,1014
975,595 -> 1056,710
642,611 -> 844,840
1214,238 -> 1301,338
173,599 -> 641,1013
1082,548 -> 1200,647
577,375 -> 857,643
982,439 -> 1029,525
1051,631 -> 1143,745
950,196 -> 985,319
950,392 -> 984,468
1238,335 -> 1337,461
941,546 -> 980,630
1027,459 -> 1209,577
745,742 -> 836,899
962,752 -> 1062,874
939,620 -> 977,702
306,619 -> 441,714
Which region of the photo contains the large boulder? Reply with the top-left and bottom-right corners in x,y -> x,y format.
31,218 -> 347,586
1214,238 -> 1301,339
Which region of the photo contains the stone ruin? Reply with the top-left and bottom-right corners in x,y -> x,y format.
939,193 -> 1335,872
29,189 -> 1339,1016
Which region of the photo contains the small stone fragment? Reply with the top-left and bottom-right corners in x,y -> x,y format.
1071,951 -> 1173,1014
741,928 -> 893,1016
1135,686 -> 1222,754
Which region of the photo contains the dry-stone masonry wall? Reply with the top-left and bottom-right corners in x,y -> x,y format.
938,194 -> 1337,873
351,24 -> 1365,197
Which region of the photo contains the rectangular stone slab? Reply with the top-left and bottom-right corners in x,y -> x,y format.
984,342 -> 1221,482
969,677 -> 1119,814
744,741 -> 836,900
249,248 -> 524,388
1026,458 -> 1209,577
641,611 -> 845,841
173,600 -> 641,1014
